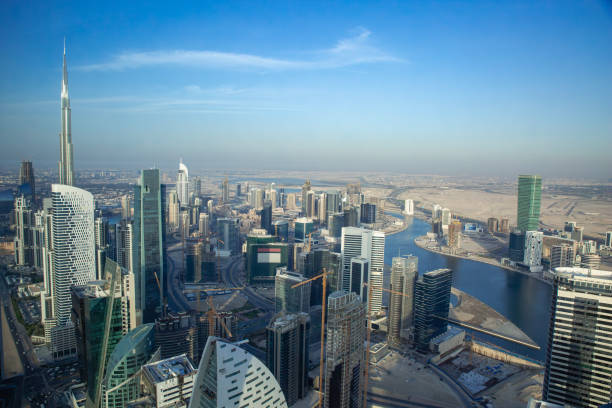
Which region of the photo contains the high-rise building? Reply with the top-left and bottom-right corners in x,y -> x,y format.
447,220 -> 462,249
274,267 -> 310,314
198,213 -> 209,237
177,160 -> 189,206
543,267 -> 612,407
606,231 -> 612,248
286,193 -> 297,210
388,256 -> 418,345
360,203 -> 376,224
154,312 -> 197,362
301,179 -> 311,216
403,199 -> 414,216
509,230 -> 526,263
133,169 -> 166,324
94,215 -> 109,279
195,312 -> 237,361
141,354 -> 197,408
523,231 -> 543,268
297,248 -> 342,305
168,191 -> 180,231
180,210 -> 190,240
328,212 -> 344,239
13,196 -> 33,265
102,324 -> 159,408
190,337 -> 288,408
20,160 -> 35,202
550,244 -> 575,270
306,190 -> 316,218
115,220 -> 133,272
571,226 -> 584,243
120,195 -> 131,219
517,175 -> 542,232
47,184 -> 96,359
217,218 -> 240,254
245,231 -> 288,285
414,269 -> 453,350
441,208 -> 452,226
294,217 -> 314,243
266,313 -> 310,406
271,219 -> 289,242
221,176 -> 229,204
341,227 -> 385,315
58,42 -> 74,186
349,257 -> 369,304
327,191 -> 341,214
500,218 -> 510,234
324,291 -> 366,408
71,278 -> 124,405
432,204 -> 442,220
261,200 -> 273,233
487,217 -> 499,233
343,206 -> 360,228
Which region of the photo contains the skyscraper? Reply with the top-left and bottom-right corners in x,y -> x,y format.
133,169 -> 165,324
274,267 -> 311,314
403,199 -> 414,215
115,220 -> 133,272
190,337 -> 288,408
154,312 -> 197,362
606,231 -> 612,248
447,220 -> 462,249
523,231 -> 543,268
349,257 -> 369,304
167,191 -> 180,231
222,176 -> 229,203
13,196 -> 33,266
266,313 -> 310,406
120,194 -> 131,219
543,267 -> 612,407
47,184 -> 96,359
301,179 -> 311,216
58,41 -> 74,186
324,291 -> 366,408
550,244 -> 575,269
217,218 -> 240,254
517,175 -> 542,232
414,268 -> 453,350
198,213 -> 209,237
19,160 -> 35,202
261,200 -> 273,233
340,227 -> 385,315
177,159 -> 189,206
388,256 -> 418,345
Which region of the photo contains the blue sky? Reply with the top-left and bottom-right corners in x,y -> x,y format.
1,1 -> 611,177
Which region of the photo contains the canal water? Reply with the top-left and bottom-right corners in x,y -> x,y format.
384,215 -> 552,361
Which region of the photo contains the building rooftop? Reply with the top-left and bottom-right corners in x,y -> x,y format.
423,268 -> 452,278
431,326 -> 465,345
554,267 -> 612,281
71,281 -> 108,298
143,354 -> 196,384
275,268 -> 305,281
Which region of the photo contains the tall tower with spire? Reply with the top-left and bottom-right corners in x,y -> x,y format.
59,39 -> 74,186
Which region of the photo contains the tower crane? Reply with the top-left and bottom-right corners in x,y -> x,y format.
291,268 -> 328,408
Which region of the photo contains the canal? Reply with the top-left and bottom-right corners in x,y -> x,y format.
384,215 -> 552,361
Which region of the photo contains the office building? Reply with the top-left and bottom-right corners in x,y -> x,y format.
414,269 -> 453,350
266,313 -> 310,406
523,231 -> 543,268
324,291 -> 366,408
236,183 -> 241,197
261,200 -> 273,233
120,195 -> 131,219
71,278 -> 124,405
571,226 -> 584,243
142,354 -> 196,408
45,185 -> 96,359
550,245 -> 575,269
133,169 -> 166,324
447,220 -> 462,249
102,324 -> 159,408
198,213 -> 208,237
20,160 -> 35,202
190,337 -> 288,408
487,217 -> 499,233
94,215 -> 108,279
432,204 -> 442,220
543,267 -> 612,407
195,313 -> 237,361
58,43 -> 74,186
327,191 -> 341,214
286,193 -> 297,210
168,191 -> 180,231
349,257 -> 369,304
517,175 -> 542,232
180,210 -> 190,240
177,160 -> 189,206
341,227 -> 385,315
441,208 -> 452,226
298,248 -> 342,305
388,256 -> 418,345
271,219 -> 289,242
509,230 -> 526,263
294,217 -> 314,243
343,206 -> 360,228
360,203 -> 376,224
154,312 -> 197,362
328,212 -> 344,238
404,199 -> 414,216
306,190 -> 315,218
115,220 -> 133,272
606,231 -> 612,248
245,231 -> 288,285
13,196 -> 33,265
274,268 -> 310,314
216,218 -> 240,254
221,177 -> 229,204
301,179 -> 311,216
500,218 -> 509,234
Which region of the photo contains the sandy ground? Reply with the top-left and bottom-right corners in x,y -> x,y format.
481,370 -> 544,407
1,301 -> 24,379
398,186 -> 611,239
368,351 -> 463,407
450,288 -> 535,345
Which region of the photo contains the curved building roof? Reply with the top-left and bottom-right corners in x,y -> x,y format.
104,323 -> 154,382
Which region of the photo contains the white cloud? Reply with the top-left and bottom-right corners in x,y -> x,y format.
77,28 -> 401,71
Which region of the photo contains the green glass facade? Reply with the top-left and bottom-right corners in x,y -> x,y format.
103,324 -> 157,408
133,169 -> 166,324
246,233 -> 288,285
517,175 -> 541,232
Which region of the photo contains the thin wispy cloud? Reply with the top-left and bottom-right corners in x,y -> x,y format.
78,28 -> 401,71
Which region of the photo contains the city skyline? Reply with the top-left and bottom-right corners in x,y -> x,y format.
1,1 -> 611,177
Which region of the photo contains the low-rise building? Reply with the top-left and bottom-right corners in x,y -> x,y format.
141,354 -> 197,408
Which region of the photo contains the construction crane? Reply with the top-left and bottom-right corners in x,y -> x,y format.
291,268 -> 328,408
206,296 -> 233,338
306,232 -> 314,252
182,286 -> 244,313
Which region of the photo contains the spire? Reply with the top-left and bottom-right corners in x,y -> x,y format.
62,38 -> 69,101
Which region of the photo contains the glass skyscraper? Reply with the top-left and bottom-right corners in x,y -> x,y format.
133,169 -> 166,324
413,268 -> 453,350
517,175 -> 542,232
